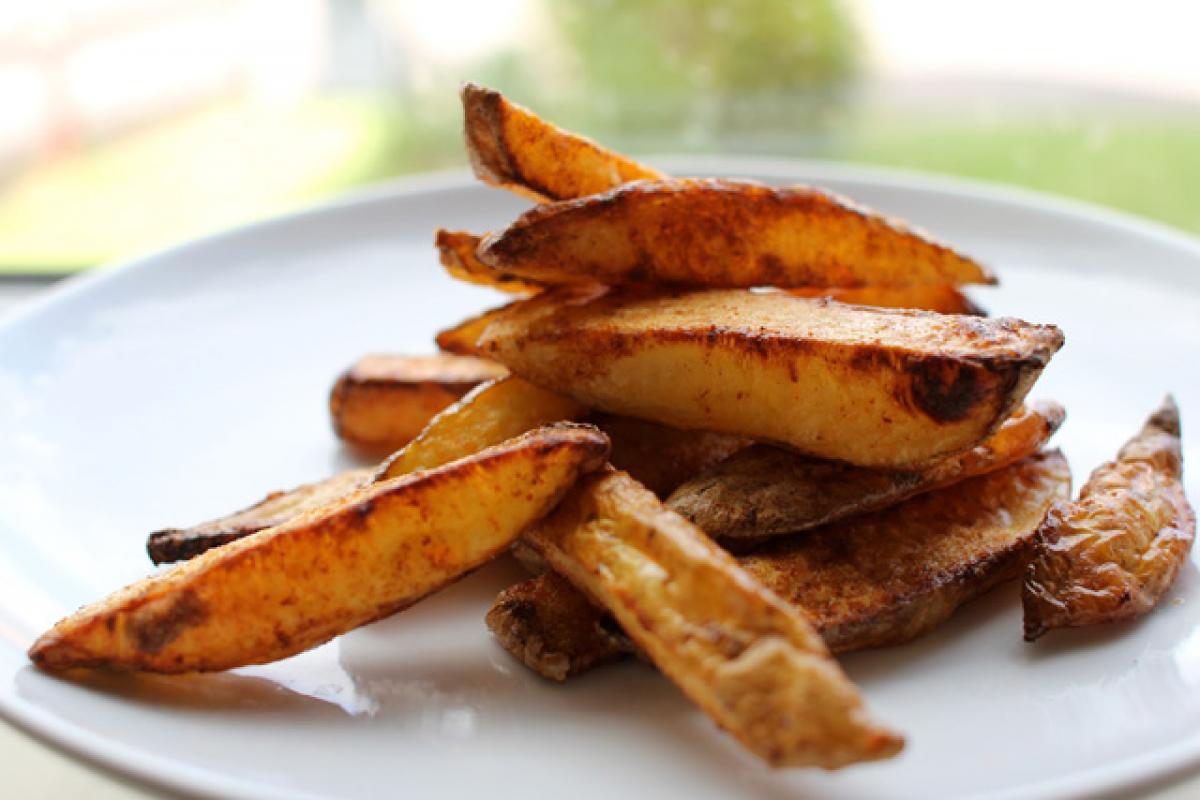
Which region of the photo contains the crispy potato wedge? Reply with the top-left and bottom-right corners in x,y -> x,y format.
486,570 -> 624,681
668,401 -> 1065,540
789,285 -> 985,316
436,301 -> 515,357
146,467 -> 373,565
479,287 -> 1062,468
436,229 -> 544,294
29,424 -> 610,673
1023,397 -> 1195,640
375,375 -> 587,481
491,449 -> 1071,679
521,468 -> 903,769
596,414 -> 749,498
330,354 -> 508,453
461,83 -> 664,203
478,179 -> 994,288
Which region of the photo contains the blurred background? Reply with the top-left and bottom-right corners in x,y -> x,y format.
2,0 -> 1198,274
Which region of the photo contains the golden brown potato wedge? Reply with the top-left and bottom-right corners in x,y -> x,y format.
491,449 -> 1071,679
486,570 -> 625,682
477,179 -> 994,288
29,424 -> 610,673
479,287 -> 1062,468
330,354 -> 508,453
789,285 -> 985,316
436,301 -> 515,357
436,229 -> 544,294
668,401 -> 1065,540
1023,397 -> 1195,640
521,468 -> 903,769
595,414 -> 749,498
375,375 -> 587,481
742,450 -> 1071,652
461,83 -> 664,203
146,467 -> 372,565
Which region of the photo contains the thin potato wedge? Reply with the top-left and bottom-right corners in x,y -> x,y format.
330,354 -> 508,453
479,287 -> 1062,468
521,468 -> 903,769
436,301 -> 515,357
375,375 -> 587,481
436,229 -> 544,294
490,449 -> 1071,679
789,285 -> 985,316
29,424 -> 610,673
146,467 -> 372,565
1023,397 -> 1195,640
478,179 -> 994,288
668,401 -> 1065,540
462,83 -> 664,203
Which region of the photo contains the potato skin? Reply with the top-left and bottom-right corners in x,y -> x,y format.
330,354 -> 508,453
29,424 -> 610,673
668,400 -> 1064,540
594,414 -> 748,498
1023,397 -> 1195,640
521,469 -> 903,769
461,83 -> 663,203
436,229 -> 543,294
479,179 -> 994,288
479,287 -> 1062,468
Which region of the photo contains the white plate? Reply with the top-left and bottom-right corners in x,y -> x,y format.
2,158 -> 1199,800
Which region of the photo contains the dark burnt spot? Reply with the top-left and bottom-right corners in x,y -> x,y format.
758,253 -> 786,283
130,590 -> 207,653
905,359 -> 987,423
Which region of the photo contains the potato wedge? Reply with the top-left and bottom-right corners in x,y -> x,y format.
330,354 -> 508,453
486,569 -> 625,682
436,229 -> 544,294
1023,397 -> 1195,640
146,467 -> 373,565
491,449 -> 1071,679
436,301 -> 515,357
668,401 -> 1065,540
462,83 -> 664,203
479,287 -> 1062,468
521,468 -> 903,769
790,285 -> 985,316
596,414 -> 748,498
477,179 -> 994,288
375,375 -> 587,481
30,424 -> 610,673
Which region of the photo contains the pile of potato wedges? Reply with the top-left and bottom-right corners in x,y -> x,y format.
30,84 -> 1195,771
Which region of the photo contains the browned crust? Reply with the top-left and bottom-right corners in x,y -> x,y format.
435,301 -> 519,357
595,414 -> 749,498
435,229 -> 545,294
667,400 -> 1065,540
30,423 -> 610,673
789,285 -> 987,316
461,83 -> 663,203
478,178 -> 996,288
1023,397 -> 1195,640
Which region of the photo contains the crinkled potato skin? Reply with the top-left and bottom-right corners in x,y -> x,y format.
479,178 -> 994,289
1023,398 -> 1195,640
668,401 -> 1064,540
480,286 -> 1062,468
30,424 -> 610,673
521,468 -> 904,769
461,83 -> 664,203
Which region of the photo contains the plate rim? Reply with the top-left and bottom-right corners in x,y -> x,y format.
2,157 -> 1199,800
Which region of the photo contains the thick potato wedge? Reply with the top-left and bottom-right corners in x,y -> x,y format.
596,414 -> 748,497
29,424 -> 610,673
330,354 -> 508,453
477,179 -> 994,288
486,570 -> 625,682
521,469 -> 903,769
436,229 -> 544,294
478,287 -> 1062,468
668,401 -> 1065,540
375,375 -> 587,481
490,449 -> 1071,679
1023,398 -> 1195,640
462,83 -> 664,203
790,285 -> 985,316
146,467 -> 372,565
